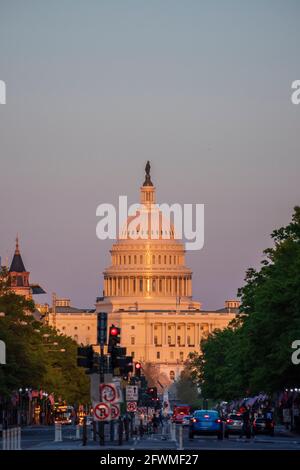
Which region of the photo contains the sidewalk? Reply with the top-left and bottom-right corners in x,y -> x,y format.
24,434 -> 176,450
275,424 -> 300,438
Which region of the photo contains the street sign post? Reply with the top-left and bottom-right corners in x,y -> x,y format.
127,401 -> 137,412
100,383 -> 117,403
126,385 -> 139,401
110,404 -> 121,420
93,402 -> 110,421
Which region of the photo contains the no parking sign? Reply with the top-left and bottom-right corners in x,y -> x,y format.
127,401 -> 137,412
110,403 -> 121,420
93,402 -> 110,421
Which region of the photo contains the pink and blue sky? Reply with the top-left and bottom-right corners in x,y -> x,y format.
0,0 -> 299,309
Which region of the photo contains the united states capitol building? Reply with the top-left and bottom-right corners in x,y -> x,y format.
49,164 -> 237,386
6,164 -> 238,387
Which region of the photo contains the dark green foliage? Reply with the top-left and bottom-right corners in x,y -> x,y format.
0,273 -> 90,403
189,207 -> 300,400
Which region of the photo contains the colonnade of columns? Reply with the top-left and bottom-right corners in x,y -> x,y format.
104,275 -> 192,297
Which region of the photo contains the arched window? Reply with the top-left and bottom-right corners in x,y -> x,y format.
170,371 -> 175,380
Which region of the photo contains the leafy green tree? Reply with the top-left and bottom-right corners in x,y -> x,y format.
188,207 -> 300,400
176,366 -> 200,406
0,269 -> 89,403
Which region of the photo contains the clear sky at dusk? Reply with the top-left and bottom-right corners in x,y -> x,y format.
0,0 -> 299,309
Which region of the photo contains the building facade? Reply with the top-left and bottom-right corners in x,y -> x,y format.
6,165 -> 238,388
44,297 -> 97,345
6,237 -> 45,300
95,163 -> 238,385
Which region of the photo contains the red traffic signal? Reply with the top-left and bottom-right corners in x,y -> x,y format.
146,386 -> 157,399
110,327 -> 119,336
135,362 -> 142,377
108,324 -> 121,353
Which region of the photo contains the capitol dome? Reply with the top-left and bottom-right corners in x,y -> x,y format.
102,162 -> 200,311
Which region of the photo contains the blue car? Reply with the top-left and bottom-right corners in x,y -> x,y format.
189,410 -> 225,439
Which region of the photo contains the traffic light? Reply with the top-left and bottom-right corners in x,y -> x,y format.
111,346 -> 126,370
119,356 -> 134,378
135,362 -> 142,378
97,312 -> 107,346
146,386 -> 157,399
77,346 -> 94,369
107,324 -> 121,353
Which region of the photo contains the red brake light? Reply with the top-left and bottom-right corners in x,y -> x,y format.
226,419 -> 233,424
215,419 -> 222,423
203,414 -> 210,418
192,418 -> 198,423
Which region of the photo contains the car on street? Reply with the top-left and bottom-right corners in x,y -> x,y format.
182,415 -> 192,426
189,410 -> 226,439
253,417 -> 275,436
172,405 -> 191,424
226,413 -> 243,434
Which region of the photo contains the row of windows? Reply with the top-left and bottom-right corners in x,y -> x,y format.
130,336 -> 196,346
114,254 -> 181,265
121,229 -> 174,238
74,335 -> 91,344
129,350 -> 184,365
154,335 -> 195,346
10,275 -> 28,286
154,324 -> 195,330
156,351 -> 184,361
61,326 -> 90,331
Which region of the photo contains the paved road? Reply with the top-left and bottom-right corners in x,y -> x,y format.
2,424 -> 300,451
180,426 -> 300,450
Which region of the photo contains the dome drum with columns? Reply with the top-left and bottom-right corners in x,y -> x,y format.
99,162 -> 199,312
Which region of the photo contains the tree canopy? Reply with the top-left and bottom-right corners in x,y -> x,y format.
189,206 -> 300,400
0,269 -> 89,403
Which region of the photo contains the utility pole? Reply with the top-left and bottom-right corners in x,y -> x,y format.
97,312 -> 107,445
98,345 -> 105,445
